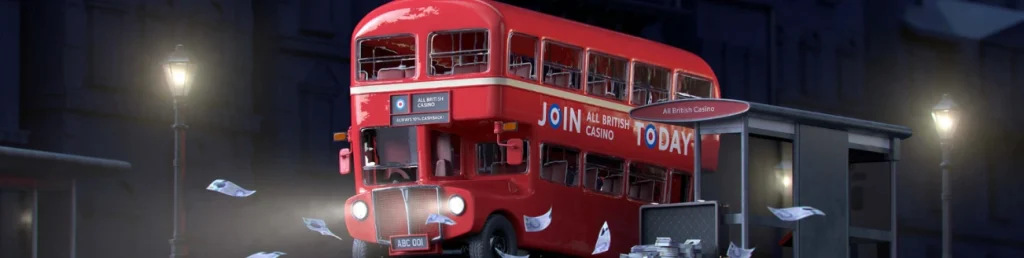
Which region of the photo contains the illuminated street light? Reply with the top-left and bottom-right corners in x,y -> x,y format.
164,44 -> 196,258
931,93 -> 959,258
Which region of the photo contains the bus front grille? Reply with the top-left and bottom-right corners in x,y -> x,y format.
372,186 -> 442,244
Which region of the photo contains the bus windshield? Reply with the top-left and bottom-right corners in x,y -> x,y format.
361,127 -> 418,185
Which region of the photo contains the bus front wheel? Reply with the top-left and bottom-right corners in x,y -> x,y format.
352,239 -> 390,258
468,215 -> 519,258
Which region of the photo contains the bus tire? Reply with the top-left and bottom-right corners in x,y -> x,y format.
353,239 -> 389,258
468,215 -> 519,258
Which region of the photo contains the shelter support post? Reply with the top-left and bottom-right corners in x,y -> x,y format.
693,123 -> 702,201
740,117 -> 750,248
890,138 -> 900,258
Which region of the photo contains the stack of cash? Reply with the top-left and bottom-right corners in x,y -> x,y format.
619,237 -> 702,258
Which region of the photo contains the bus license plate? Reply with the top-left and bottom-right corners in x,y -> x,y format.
390,235 -> 429,251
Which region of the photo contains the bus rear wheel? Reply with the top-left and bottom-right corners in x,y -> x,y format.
468,215 -> 519,258
353,239 -> 390,258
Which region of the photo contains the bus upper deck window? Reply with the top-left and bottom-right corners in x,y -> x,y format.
356,34 -> 416,81
508,33 -> 538,80
632,62 -> 671,105
586,52 -> 628,101
675,73 -> 713,99
429,30 -> 489,76
542,41 -> 583,90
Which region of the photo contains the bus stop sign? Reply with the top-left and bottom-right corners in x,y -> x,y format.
629,99 -> 751,123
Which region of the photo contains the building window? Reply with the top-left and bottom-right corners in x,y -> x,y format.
431,131 -> 461,177
508,33 -> 538,80
356,34 -> 417,81
584,153 -> 625,196
540,144 -> 580,187
632,62 -> 672,104
586,52 -> 629,101
477,140 -> 529,175
542,41 -> 583,90
429,29 -> 489,76
628,162 -> 667,203
675,73 -> 714,99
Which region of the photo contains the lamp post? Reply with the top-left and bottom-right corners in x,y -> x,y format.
163,44 -> 196,258
931,94 -> 960,258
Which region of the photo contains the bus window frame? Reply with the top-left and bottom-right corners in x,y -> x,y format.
355,33 -> 418,82
427,29 -> 491,77
581,152 -> 626,198
539,143 -> 582,188
625,161 -> 668,203
668,170 -> 692,202
540,39 -> 584,91
631,61 -> 672,105
585,50 -> 630,103
506,31 -> 539,82
673,71 -> 715,99
475,139 -> 531,176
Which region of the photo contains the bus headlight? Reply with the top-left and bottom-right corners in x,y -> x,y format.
448,195 -> 465,216
352,201 -> 368,220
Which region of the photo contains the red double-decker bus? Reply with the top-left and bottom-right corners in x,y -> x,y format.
336,0 -> 722,257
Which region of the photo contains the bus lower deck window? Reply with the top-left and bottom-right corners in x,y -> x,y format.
675,73 -> 713,99
430,30 -> 489,76
476,140 -> 529,175
540,145 -> 580,186
356,35 -> 416,81
627,163 -> 667,203
432,131 -> 462,177
584,153 -> 624,196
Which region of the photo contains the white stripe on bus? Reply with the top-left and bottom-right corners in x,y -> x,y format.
349,77 -> 635,112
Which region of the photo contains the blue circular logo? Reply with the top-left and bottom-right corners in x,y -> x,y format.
548,104 -> 561,129
644,124 -> 657,148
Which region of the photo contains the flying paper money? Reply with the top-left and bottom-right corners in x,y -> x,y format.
495,248 -> 530,258
303,217 -> 343,241
726,242 -> 754,258
592,221 -> 611,255
523,207 -> 552,232
767,206 -> 825,221
246,251 -> 287,258
426,213 -> 456,226
205,179 -> 256,197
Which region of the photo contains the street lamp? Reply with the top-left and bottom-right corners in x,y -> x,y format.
163,44 -> 196,258
931,93 -> 960,258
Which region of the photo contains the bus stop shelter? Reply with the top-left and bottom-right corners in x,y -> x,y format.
631,99 -> 912,258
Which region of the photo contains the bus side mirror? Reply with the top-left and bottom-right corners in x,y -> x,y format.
339,148 -> 352,175
505,138 -> 524,166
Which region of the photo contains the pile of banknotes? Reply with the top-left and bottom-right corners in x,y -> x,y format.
620,237 -> 702,258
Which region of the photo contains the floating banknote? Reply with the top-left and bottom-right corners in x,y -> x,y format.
523,207 -> 552,232
495,248 -> 530,258
767,206 -> 825,221
303,217 -> 343,241
425,213 -> 456,226
726,242 -> 754,258
205,179 -> 255,197
246,251 -> 286,258
592,221 -> 611,255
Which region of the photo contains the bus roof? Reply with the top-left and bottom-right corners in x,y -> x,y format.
354,0 -> 717,81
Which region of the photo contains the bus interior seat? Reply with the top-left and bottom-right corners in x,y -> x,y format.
549,162 -> 568,184
435,159 -> 453,177
378,68 -> 408,80
509,63 -> 533,78
629,184 -> 641,199
453,63 -> 486,74
639,183 -> 655,201
541,160 -> 565,180
545,72 -> 570,87
489,162 -> 505,175
358,71 -> 368,80
588,80 -> 607,95
404,67 -> 416,78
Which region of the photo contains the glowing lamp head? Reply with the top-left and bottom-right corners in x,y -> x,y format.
930,94 -> 961,143
448,195 -> 466,216
162,44 -> 197,98
351,201 -> 368,220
